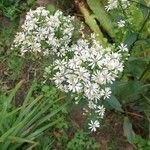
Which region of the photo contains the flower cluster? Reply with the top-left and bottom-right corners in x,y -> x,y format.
52,36 -> 124,99
12,7 -> 129,132
105,0 -> 130,11
49,35 -> 128,131
12,7 -> 78,56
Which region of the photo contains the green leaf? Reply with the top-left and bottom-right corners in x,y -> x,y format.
87,0 -> 116,39
139,0 -> 150,19
123,117 -> 135,144
78,2 -> 107,47
27,0 -> 35,5
47,5 -> 56,14
3,80 -> 24,112
105,95 -> 124,112
124,32 -> 138,48
112,81 -> 144,104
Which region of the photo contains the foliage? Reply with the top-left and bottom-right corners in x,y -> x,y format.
134,135 -> 150,150
77,0 -> 150,148
87,0 -> 116,39
66,130 -> 100,150
0,0 -> 150,149
0,0 -> 36,20
0,80 -> 66,149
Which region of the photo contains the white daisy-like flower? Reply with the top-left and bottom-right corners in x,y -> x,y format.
68,57 -> 82,69
102,87 -> 112,99
88,101 -> 97,109
96,105 -> 105,118
92,70 -> 112,84
67,76 -> 83,93
12,7 -> 77,56
106,59 -> 121,72
88,120 -> 100,132
68,81 -> 83,93
53,72 -> 65,85
88,54 -> 102,69
117,20 -> 125,28
84,82 -> 100,100
105,0 -> 118,11
75,67 -> 90,82
118,43 -> 128,52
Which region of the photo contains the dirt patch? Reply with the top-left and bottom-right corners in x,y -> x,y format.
70,108 -> 135,150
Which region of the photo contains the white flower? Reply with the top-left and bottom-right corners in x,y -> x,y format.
105,0 -> 130,11
68,57 -> 82,69
117,20 -> 125,28
49,34 -> 125,103
54,59 -> 67,70
68,82 -> 83,93
12,7 -> 78,56
88,101 -> 97,109
102,87 -> 112,99
92,70 -> 112,84
96,105 -> 105,118
53,72 -> 65,85
106,59 -> 121,72
105,0 -> 118,11
75,67 -> 90,82
88,120 -> 100,132
67,76 -> 83,93
122,0 -> 130,8
88,54 -> 102,69
118,43 -> 128,52
84,82 -> 100,100
12,7 -> 129,132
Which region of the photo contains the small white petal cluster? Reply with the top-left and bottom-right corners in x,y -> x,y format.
88,120 -> 100,132
117,20 -> 126,28
12,7 -> 76,56
118,43 -> 128,52
105,0 -> 130,11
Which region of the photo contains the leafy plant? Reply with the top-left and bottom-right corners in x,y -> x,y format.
134,135 -> 150,150
0,80 -> 66,149
76,0 -> 150,146
66,130 -> 100,150
0,0 -> 37,20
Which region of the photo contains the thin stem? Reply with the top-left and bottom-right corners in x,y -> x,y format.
125,111 -> 145,118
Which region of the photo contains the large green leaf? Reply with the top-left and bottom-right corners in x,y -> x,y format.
77,1 -> 107,47
123,117 -> 135,144
87,0 -> 116,39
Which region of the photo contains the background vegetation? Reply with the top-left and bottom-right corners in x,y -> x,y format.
0,0 -> 150,149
